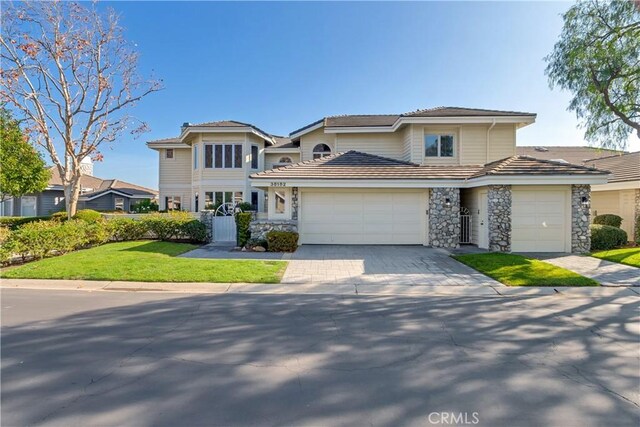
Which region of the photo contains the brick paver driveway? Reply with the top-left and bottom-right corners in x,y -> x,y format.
282,245 -> 499,286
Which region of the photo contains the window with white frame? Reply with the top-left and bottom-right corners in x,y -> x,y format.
275,156 -> 293,167
251,145 -> 259,169
204,191 -> 243,209
312,144 -> 331,159
193,145 -> 198,169
165,148 -> 174,159
424,134 -> 454,158
114,197 -> 125,211
274,190 -> 286,214
204,144 -> 243,169
165,196 -> 181,211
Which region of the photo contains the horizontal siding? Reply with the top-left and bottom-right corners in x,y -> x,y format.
402,125 -> 412,162
413,125 -> 460,165
460,125 -> 488,165
336,133 -> 404,161
488,124 -> 516,161
265,152 -> 301,170
38,190 -> 65,216
159,147 -> 191,185
591,189 -> 636,238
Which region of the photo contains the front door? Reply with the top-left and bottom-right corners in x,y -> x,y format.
478,191 -> 488,249
21,196 -> 37,217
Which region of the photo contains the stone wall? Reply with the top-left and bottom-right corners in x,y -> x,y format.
249,220 -> 298,241
428,187 -> 460,248
199,211 -> 214,243
488,185 -> 511,252
571,184 -> 591,253
291,187 -> 299,220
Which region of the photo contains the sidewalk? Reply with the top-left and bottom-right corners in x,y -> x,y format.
1,278 -> 638,298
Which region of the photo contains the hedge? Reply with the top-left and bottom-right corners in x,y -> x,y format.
0,216 -> 52,230
590,224 -> 628,251
73,209 -> 103,223
109,218 -> 149,242
235,212 -> 252,247
593,214 -> 623,228
266,230 -> 298,252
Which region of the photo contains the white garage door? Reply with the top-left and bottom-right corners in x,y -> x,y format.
512,187 -> 569,252
300,190 -> 426,245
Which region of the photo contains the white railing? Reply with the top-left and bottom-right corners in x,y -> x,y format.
460,214 -> 472,244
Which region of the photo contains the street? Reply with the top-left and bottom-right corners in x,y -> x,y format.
1,288 -> 639,426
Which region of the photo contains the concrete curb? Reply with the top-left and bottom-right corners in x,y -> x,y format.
1,278 -> 638,298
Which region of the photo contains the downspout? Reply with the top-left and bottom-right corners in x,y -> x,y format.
486,119 -> 496,163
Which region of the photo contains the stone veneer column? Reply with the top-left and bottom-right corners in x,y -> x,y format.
571,184 -> 591,253
199,211 -> 214,243
488,185 -> 511,252
291,187 -> 299,220
428,188 -> 460,248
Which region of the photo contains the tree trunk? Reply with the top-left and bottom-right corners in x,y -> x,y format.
64,172 -> 82,218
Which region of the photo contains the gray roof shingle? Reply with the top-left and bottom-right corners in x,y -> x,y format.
250,151 -> 607,181
584,152 -> 639,183
516,146 -> 625,164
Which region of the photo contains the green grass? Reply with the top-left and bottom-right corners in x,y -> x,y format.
453,253 -> 598,286
591,247 -> 640,268
1,241 -> 288,283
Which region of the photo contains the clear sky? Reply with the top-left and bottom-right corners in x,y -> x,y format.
91,1 -> 639,189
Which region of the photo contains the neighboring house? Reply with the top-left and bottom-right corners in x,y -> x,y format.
149,107 -> 609,253
517,146 -> 640,241
0,158 -> 158,217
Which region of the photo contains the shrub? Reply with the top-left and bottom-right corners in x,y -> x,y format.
591,224 -> 628,251
246,237 -> 267,250
10,220 -> 62,259
236,202 -> 254,212
179,220 -> 207,243
235,212 -> 252,247
0,216 -> 52,230
131,199 -> 159,213
51,211 -> 68,222
266,230 -> 298,252
141,211 -> 194,241
73,209 -> 103,223
636,214 -> 640,244
593,214 -> 623,228
108,218 -> 148,241
0,227 -> 13,264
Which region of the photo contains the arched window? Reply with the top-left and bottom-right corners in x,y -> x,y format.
312,144 -> 332,159
278,156 -> 292,164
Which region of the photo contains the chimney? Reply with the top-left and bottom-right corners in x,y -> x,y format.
80,156 -> 93,176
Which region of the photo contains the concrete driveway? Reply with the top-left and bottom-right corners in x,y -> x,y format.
2,289 -> 638,426
283,245 -> 500,286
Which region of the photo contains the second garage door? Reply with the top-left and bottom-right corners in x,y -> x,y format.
299,189 -> 427,245
512,186 -> 570,252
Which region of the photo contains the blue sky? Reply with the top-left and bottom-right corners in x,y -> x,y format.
91,1 -> 639,189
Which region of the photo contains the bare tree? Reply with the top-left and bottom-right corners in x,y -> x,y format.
0,1 -> 162,216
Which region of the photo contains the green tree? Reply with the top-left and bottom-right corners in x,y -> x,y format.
545,0 -> 640,149
0,108 -> 50,203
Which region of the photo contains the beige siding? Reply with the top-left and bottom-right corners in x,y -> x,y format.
265,152 -> 301,170
336,133 -> 404,160
460,125 -> 488,165
401,125 -> 412,162
159,147 -> 191,185
488,124 -> 516,161
591,189 -> 636,239
461,187 -> 484,245
412,125 -> 461,165
300,128 -> 335,161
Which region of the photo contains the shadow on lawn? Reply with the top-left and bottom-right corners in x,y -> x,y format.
120,240 -> 199,256
2,293 -> 639,426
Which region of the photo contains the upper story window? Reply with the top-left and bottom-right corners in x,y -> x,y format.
312,144 -> 331,159
251,145 -> 259,169
424,134 -> 454,158
204,144 -> 243,169
193,146 -> 198,169
165,148 -> 174,159
279,156 -> 292,164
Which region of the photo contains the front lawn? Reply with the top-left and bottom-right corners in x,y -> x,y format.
591,247 -> 640,268
454,253 -> 598,286
1,241 -> 288,283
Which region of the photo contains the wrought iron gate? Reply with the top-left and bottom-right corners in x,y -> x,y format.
460,207 -> 472,244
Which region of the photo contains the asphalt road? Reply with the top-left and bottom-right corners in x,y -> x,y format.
1,289 -> 639,427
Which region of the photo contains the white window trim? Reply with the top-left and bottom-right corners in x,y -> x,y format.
312,144 -> 332,159
268,187 -> 291,220
423,131 -> 456,160
114,197 -> 125,211
251,144 -> 259,170
203,190 -> 244,209
203,143 -> 243,169
165,195 -> 182,211
165,148 -> 175,160
193,145 -> 199,170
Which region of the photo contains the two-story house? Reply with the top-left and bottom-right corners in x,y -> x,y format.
148,107 -> 609,253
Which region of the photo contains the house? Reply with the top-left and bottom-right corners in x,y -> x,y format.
148,107 -> 609,253
0,158 -> 158,217
517,146 -> 640,241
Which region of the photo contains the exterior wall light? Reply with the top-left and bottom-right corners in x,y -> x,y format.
445,198 -> 451,208
581,196 -> 590,209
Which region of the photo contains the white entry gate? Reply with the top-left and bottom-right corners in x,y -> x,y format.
213,203 -> 237,242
